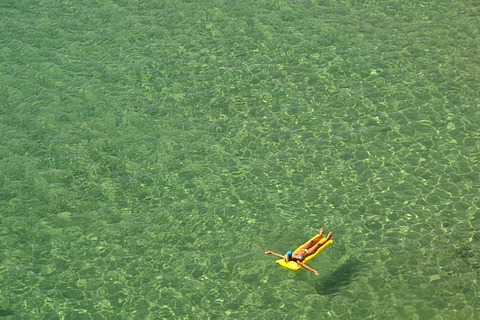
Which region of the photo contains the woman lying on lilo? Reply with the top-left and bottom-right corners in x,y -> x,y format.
265,228 -> 333,276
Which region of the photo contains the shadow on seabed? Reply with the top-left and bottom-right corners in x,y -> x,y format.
315,257 -> 364,295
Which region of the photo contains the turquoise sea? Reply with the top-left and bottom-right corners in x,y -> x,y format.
1,0 -> 479,319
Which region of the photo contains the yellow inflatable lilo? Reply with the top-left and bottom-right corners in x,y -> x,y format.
265,228 -> 333,275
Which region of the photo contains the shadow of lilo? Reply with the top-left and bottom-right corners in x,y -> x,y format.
315,257 -> 364,295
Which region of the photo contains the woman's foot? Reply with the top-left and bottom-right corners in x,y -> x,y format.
318,228 -> 324,238
325,231 -> 333,240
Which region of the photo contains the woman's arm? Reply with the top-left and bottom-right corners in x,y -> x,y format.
297,261 -> 319,276
265,251 -> 285,258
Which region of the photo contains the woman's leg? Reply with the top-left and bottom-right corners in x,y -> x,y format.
299,228 -> 324,251
305,231 -> 333,255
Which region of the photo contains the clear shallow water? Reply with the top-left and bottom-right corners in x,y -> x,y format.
0,0 -> 479,319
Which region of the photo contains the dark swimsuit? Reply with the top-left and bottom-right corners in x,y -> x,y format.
286,248 -> 309,262
295,248 -> 308,261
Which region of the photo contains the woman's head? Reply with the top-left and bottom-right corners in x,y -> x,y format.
284,251 -> 293,261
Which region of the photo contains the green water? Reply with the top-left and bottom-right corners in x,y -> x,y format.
1,0 -> 479,319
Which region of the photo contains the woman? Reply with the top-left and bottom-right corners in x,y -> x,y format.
265,228 -> 333,276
